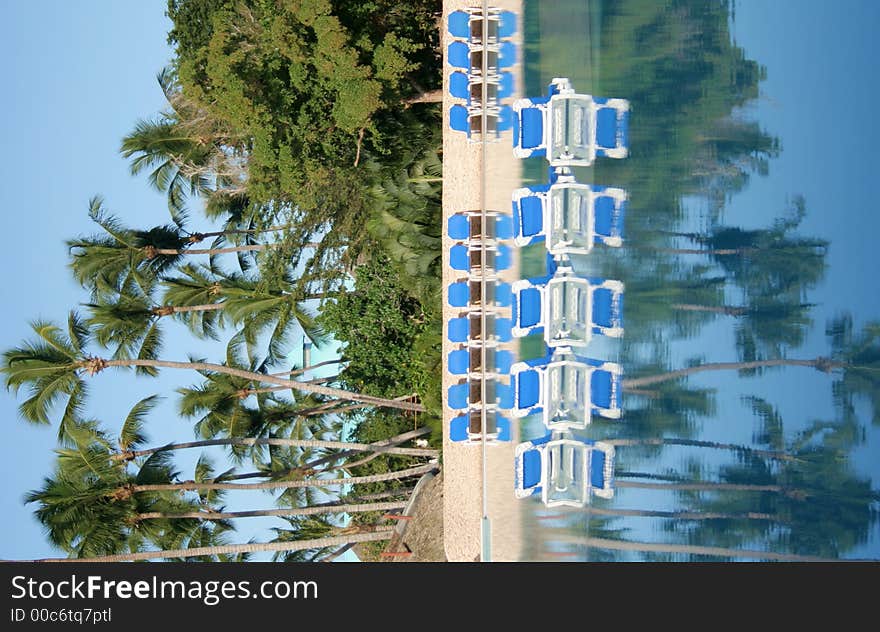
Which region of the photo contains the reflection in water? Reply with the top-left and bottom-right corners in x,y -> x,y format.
505,0 -> 880,561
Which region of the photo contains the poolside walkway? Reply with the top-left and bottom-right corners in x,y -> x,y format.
442,0 -> 525,562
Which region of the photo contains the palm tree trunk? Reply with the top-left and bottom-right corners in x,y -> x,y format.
163,303 -> 225,314
154,244 -> 267,256
556,536 -> 844,561
86,357 -> 425,412
116,437 -> 438,462
624,244 -> 755,257
616,480 -> 787,493
22,528 -> 395,563
671,303 -> 747,316
271,358 -> 342,378
151,303 -> 225,317
607,437 -> 800,462
129,463 -> 435,493
222,427 -> 433,481
622,357 -> 841,389
135,500 -> 407,521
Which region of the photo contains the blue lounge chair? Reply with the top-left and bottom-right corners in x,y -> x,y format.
506,350 -> 623,428
497,104 -> 513,132
447,211 -> 514,243
448,9 -> 513,46
447,313 -> 514,344
448,41 -> 471,70
512,178 -> 627,253
449,71 -> 471,100
448,346 -> 514,376
449,104 -> 470,134
447,11 -> 472,39
594,97 -> 630,159
514,435 -> 615,506
448,376 -> 509,410
498,41 -> 516,68
447,279 -> 512,309
498,11 -> 517,38
450,243 -> 512,273
512,78 -> 630,167
510,268 -> 624,346
450,411 -> 511,443
448,103 -> 509,141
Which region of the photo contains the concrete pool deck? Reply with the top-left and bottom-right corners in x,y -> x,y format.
441,0 -> 525,562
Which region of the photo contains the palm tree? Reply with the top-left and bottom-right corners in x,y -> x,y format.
363,148 -> 442,308
27,443 -> 229,558
68,199 -> 284,300
1,314 -> 424,441
623,315 -> 880,398
84,292 -> 225,370
27,426 -> 430,559
120,67 -> 248,226
663,398 -> 880,558
551,535 -> 846,562
580,507 -> 776,521
15,528 -> 396,562
133,499 -> 408,522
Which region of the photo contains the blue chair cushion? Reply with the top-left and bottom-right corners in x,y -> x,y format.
519,287 -> 542,328
519,195 -> 543,237
590,449 -> 607,489
512,110 -> 519,148
448,318 -> 469,343
449,104 -> 470,133
448,41 -> 470,69
593,195 -> 614,239
522,450 -> 542,490
499,11 -> 516,38
495,282 -> 512,307
496,244 -> 512,271
591,369 -> 613,410
497,416 -> 511,442
447,11 -> 470,39
499,41 -> 516,68
496,350 -> 513,374
596,106 -> 618,149
450,244 -> 469,271
497,382 -> 514,409
448,349 -> 469,375
448,282 -> 469,307
497,105 -> 513,132
592,287 -> 614,328
449,71 -> 470,100
450,415 -> 469,442
518,370 -> 540,409
448,213 -> 470,240
448,383 -> 469,409
495,318 -> 513,342
521,107 -> 544,149
495,214 -> 513,240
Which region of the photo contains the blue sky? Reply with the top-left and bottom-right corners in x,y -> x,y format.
0,1 -> 348,561
1,0 -> 178,560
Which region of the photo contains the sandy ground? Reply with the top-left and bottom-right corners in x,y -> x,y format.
381,472 -> 447,561
441,0 -> 525,562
